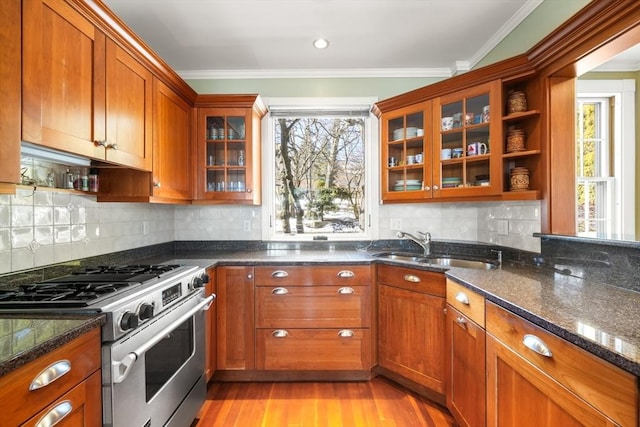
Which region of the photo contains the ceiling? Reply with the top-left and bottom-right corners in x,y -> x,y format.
102,0 -> 545,79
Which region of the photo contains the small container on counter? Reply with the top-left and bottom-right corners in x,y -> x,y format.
89,168 -> 99,192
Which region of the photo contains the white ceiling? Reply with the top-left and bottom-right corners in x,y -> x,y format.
102,0 -> 544,79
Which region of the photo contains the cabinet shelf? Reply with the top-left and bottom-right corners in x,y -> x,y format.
503,149 -> 541,159
502,110 -> 540,122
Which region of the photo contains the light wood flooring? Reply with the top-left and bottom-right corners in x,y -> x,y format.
196,377 -> 457,426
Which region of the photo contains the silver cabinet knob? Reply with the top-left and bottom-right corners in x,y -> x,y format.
424,186 -> 431,191
337,287 -> 354,295
153,182 -> 161,188
433,185 -> 439,190
455,292 -> 470,305
94,140 -> 106,147
403,274 -> 420,283
456,317 -> 467,326
106,143 -> 118,150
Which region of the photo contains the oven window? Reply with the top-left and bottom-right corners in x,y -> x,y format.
144,317 -> 194,402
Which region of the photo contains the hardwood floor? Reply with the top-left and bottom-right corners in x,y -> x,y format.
196,377 -> 457,427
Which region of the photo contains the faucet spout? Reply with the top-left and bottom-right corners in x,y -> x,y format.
396,231 -> 431,256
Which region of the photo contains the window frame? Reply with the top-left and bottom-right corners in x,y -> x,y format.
260,97 -> 379,242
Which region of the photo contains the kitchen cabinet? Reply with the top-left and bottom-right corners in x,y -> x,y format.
432,80 -> 502,198
22,0 -> 152,171
445,279 -> 486,427
216,266 -> 255,371
194,95 -> 266,205
486,301 -> 638,427
254,265 -> 372,372
377,264 -> 446,397
0,327 -> 102,427
97,77 -> 192,203
0,0 -> 21,193
205,266 -> 217,382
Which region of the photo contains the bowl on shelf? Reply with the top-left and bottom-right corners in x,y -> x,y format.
393,179 -> 422,191
442,177 -> 462,188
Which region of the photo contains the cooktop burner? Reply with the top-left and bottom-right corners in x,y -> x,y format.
44,264 -> 182,285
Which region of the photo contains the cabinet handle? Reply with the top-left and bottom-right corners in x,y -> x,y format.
271,270 -> 289,278
337,270 -> 355,278
456,317 -> 467,327
29,360 -> 71,391
433,185 -> 439,190
338,329 -> 354,338
337,287 -> 354,295
247,188 -> 252,193
522,334 -> 553,358
35,400 -> 72,427
94,140 -> 106,147
272,329 -> 288,338
153,182 -> 161,188
106,143 -> 118,150
455,292 -> 470,305
247,274 -> 253,279
403,274 -> 420,283
424,186 -> 430,191
271,287 -> 289,295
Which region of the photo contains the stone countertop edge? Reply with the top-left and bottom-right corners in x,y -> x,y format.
0,314 -> 106,377
149,250 -> 640,377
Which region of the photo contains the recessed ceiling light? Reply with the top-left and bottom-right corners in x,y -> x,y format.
313,38 -> 329,49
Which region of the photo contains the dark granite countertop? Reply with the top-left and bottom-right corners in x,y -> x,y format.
140,249 -> 640,377
0,314 -> 105,377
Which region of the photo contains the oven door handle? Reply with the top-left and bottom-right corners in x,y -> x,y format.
112,294 -> 215,384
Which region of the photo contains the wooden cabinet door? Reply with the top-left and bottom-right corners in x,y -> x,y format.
22,0 -> 105,160
152,78 -> 192,200
486,334 -> 617,427
103,39 -> 152,171
446,305 -> 486,427
22,370 -> 102,427
216,266 -> 255,370
205,267 -> 217,382
378,283 -> 446,393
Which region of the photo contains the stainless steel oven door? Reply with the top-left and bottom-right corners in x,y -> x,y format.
102,289 -> 214,427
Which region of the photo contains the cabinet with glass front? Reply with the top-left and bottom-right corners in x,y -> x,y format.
380,101 -> 431,201
432,81 -> 502,198
194,95 -> 266,204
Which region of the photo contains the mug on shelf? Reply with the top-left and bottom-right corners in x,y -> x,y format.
452,148 -> 464,158
415,153 -> 423,163
388,157 -> 397,167
406,155 -> 416,165
467,142 -> 488,156
441,148 -> 452,160
441,117 -> 454,131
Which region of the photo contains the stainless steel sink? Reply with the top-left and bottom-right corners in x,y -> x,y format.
372,252 -> 496,270
423,257 -> 496,270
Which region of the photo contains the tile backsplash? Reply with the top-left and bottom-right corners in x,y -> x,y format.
0,188 -> 541,274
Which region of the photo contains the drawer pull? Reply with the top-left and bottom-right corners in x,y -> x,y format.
338,329 -> 354,338
523,334 -> 553,358
29,360 -> 71,391
403,274 -> 420,283
456,317 -> 467,326
272,329 -> 289,338
35,400 -> 72,427
271,287 -> 289,295
337,287 -> 354,295
271,270 -> 289,278
455,292 -> 470,305
337,270 -> 355,278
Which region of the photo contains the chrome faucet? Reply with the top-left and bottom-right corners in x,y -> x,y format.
396,231 -> 431,256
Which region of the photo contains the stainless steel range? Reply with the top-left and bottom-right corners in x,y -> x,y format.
0,264 -> 214,427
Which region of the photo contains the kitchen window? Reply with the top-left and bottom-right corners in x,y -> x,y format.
261,98 -> 379,241
576,80 -> 635,238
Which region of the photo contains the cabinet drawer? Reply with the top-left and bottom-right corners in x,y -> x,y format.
377,264 -> 445,296
255,265 -> 371,287
486,302 -> 638,427
256,328 -> 371,370
446,279 -> 485,327
0,328 -> 101,427
256,285 -> 370,328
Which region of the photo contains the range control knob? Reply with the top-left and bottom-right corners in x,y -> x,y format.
138,303 -> 154,321
192,273 -> 210,289
119,311 -> 139,331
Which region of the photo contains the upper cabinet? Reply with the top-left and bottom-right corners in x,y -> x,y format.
22,0 -> 152,171
194,95 -> 266,205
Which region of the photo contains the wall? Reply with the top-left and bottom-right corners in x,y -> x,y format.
0,189 -> 175,275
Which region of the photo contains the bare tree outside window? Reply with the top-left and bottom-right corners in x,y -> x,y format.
274,116 -> 366,236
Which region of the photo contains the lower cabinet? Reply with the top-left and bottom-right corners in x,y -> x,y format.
0,327 -> 102,427
377,264 -> 446,396
486,301 -> 638,427
204,266 -> 217,382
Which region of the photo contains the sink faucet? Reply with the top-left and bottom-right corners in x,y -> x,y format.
396,231 -> 431,256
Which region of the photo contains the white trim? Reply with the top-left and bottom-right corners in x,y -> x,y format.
178,68 -> 452,80
577,79 -> 636,237
260,97 -> 379,242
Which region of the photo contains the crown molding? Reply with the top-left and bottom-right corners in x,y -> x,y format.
178,68 -> 453,80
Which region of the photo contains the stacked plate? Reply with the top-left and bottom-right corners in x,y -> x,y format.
442,177 -> 462,188
393,179 -> 422,191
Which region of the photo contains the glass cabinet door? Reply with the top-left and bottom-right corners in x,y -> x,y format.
205,114 -> 247,194
436,84 -> 498,196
